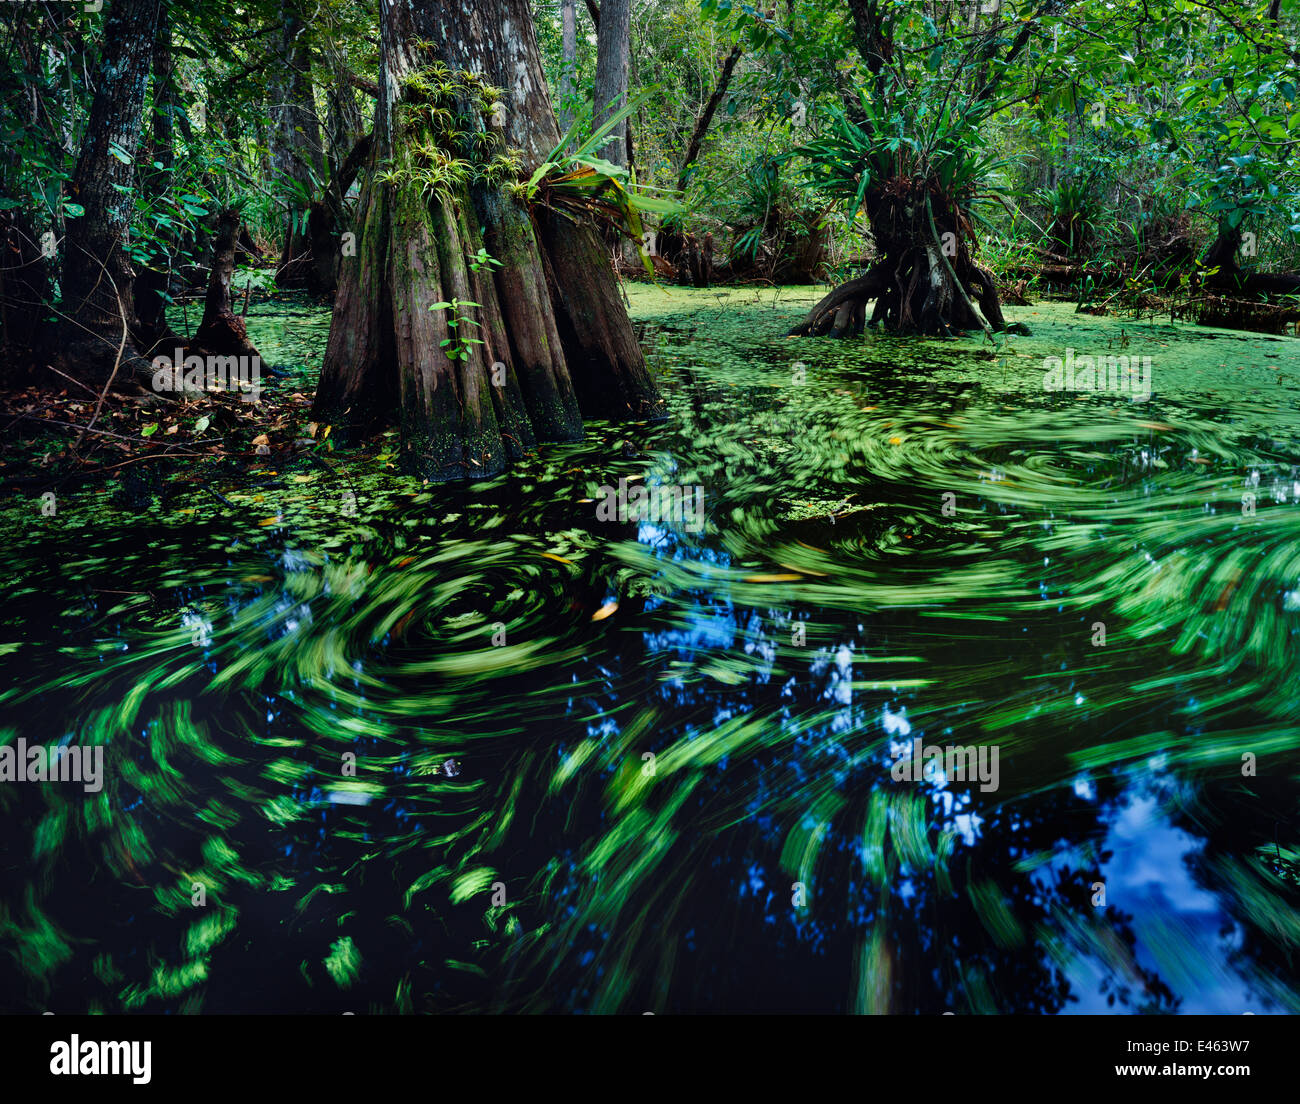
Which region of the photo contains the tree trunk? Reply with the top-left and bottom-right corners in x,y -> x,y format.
678,43 -> 743,193
305,132 -> 372,294
791,2 -> 1033,340
52,0 -> 160,383
592,0 -> 631,168
192,210 -> 262,363
272,4 -> 327,288
1200,221 -> 1242,280
0,210 -> 51,373
312,0 -> 661,481
134,3 -> 185,359
0,12 -> 54,374
559,0 -> 579,136
322,44 -> 366,180
1190,219 -> 1300,322
585,0 -> 636,168
791,183 -> 1028,338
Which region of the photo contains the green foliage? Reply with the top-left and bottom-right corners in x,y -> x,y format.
428,298 -> 485,362
1036,174 -> 1100,254
796,89 -> 1017,223
525,94 -> 681,275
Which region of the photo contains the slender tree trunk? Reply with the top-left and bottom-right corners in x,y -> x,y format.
306,132 -> 372,294
52,0 -> 160,383
308,47 -> 372,292
0,210 -> 50,372
0,11 -> 53,371
312,0 -> 661,482
322,45 -> 366,179
559,0 -> 579,136
272,4 -> 327,288
592,0 -> 631,168
678,43 -> 743,193
585,0 -> 636,166
135,2 -> 185,358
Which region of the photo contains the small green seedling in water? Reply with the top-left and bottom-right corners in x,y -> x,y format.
429,298 -> 485,361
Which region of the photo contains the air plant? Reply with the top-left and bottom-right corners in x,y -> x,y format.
521,93 -> 681,275
794,90 -> 1018,230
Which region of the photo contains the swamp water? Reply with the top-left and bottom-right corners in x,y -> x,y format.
2,286 -> 1299,1013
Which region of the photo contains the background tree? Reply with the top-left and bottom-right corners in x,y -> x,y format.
592,0 -> 632,167
271,0 -> 328,288
52,0 -> 160,383
778,0 -> 1051,337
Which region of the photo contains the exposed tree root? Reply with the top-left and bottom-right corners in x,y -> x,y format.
788,178 -> 1030,340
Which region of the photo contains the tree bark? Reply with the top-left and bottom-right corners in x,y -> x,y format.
790,0 -> 1032,339
192,210 -> 263,363
52,0 -> 160,383
134,2 -> 185,359
559,0 -> 579,137
790,183 -> 1028,338
0,211 -> 51,372
272,2 -> 327,288
1192,219 -> 1300,319
305,132 -> 373,294
592,0 -> 631,168
322,44 -> 366,181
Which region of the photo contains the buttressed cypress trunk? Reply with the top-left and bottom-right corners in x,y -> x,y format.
312,0 -> 662,483
53,0 -> 160,384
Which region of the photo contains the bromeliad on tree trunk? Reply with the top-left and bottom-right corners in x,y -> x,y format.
312,0 -> 665,483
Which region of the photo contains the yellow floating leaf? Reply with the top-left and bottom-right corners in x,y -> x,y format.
591,601 -> 619,622
539,552 -> 575,565
777,563 -> 828,577
743,573 -> 802,583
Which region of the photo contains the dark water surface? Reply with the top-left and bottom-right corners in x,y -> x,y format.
2,286 -> 1299,1013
